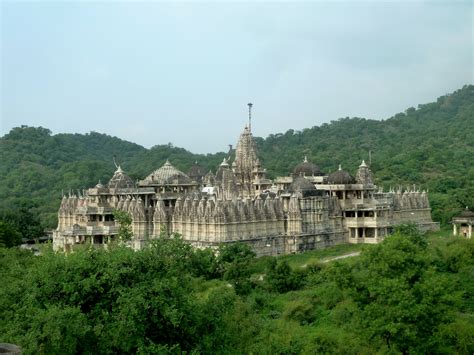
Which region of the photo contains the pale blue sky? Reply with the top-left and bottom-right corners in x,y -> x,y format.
1,1 -> 472,153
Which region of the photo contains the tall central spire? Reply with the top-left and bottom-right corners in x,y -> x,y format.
248,102 -> 253,132
234,104 -> 261,198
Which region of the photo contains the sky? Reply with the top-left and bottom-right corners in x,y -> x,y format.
1,1 -> 472,154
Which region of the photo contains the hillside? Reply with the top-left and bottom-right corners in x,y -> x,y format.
0,85 -> 472,229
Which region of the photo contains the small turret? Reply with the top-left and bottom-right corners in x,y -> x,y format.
355,160 -> 374,186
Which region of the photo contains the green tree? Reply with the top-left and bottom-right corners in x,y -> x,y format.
0,220 -> 22,247
113,209 -> 133,242
217,242 -> 256,295
266,259 -> 302,293
350,232 -> 460,353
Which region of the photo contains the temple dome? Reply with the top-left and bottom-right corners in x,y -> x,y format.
459,207 -> 474,218
289,176 -> 317,192
289,176 -> 322,197
108,166 -> 134,189
293,156 -> 322,176
328,165 -> 355,184
144,160 -> 192,185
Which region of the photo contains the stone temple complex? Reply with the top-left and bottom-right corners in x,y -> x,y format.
53,108 -> 439,255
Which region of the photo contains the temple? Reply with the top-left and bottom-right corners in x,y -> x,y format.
53,107 -> 439,255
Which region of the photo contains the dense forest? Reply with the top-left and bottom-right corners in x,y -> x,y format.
0,85 -> 472,240
1,227 -> 473,353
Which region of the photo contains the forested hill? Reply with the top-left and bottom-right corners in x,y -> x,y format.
257,85 -> 474,223
1,85 -> 472,229
0,128 -> 227,228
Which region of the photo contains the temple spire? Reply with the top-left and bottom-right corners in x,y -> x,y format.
248,103 -> 253,132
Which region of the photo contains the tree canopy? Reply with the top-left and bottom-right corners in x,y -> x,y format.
1,228 -> 473,353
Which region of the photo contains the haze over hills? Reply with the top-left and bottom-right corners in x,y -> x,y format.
1,85 -> 472,228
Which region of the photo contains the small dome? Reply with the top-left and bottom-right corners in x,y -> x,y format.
289,176 -> 317,192
108,166 -> 134,189
289,176 -> 322,197
459,207 -> 474,218
293,156 -> 322,176
328,165 -> 355,184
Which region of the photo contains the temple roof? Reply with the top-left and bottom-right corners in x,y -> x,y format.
327,165 -> 355,184
107,166 -> 134,189
293,156 -> 322,176
142,160 -> 193,185
457,207 -> 474,218
289,176 -> 317,192
234,125 -> 259,173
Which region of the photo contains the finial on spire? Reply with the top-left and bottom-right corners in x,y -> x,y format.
304,155 -> 308,163
338,164 -> 342,171
113,155 -> 119,169
248,103 -> 253,132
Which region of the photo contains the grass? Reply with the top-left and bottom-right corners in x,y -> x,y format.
277,243 -> 368,269
250,226 -> 458,274
248,242 -> 370,275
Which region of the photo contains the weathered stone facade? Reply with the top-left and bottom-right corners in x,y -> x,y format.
54,121 -> 439,255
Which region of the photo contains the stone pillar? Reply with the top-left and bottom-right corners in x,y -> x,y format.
453,223 -> 457,236
469,224 -> 472,238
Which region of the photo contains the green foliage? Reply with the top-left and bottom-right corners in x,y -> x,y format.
217,241 -> 256,264
0,238 -> 242,353
217,242 -> 256,295
112,209 -> 133,242
346,232 -> 465,353
0,220 -> 22,247
266,259 -> 303,293
1,230 -> 473,353
282,298 -> 315,325
0,204 -> 43,242
190,248 -> 219,279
